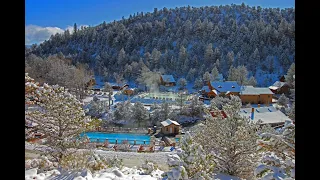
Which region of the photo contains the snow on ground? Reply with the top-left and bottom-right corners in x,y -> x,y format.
213,173 -> 241,180
26,142 -> 172,170
94,150 -> 172,168
25,166 -> 164,180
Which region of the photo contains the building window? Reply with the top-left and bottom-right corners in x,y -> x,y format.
166,127 -> 168,131
268,95 -> 270,98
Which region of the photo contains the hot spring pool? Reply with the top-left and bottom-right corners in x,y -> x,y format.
81,132 -> 151,145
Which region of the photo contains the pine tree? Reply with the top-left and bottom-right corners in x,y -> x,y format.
226,51 -> 234,70
151,48 -> 161,70
25,74 -> 90,162
255,121 -> 295,179
165,132 -> 214,179
178,46 -> 187,74
204,43 -> 214,66
277,94 -> 289,107
194,78 -> 203,90
177,78 -> 187,90
189,95 -> 203,118
117,48 -> 127,68
211,66 -> 220,81
186,68 -> 196,82
227,65 -> 237,81
203,71 -> 211,83
104,82 -> 113,109
73,23 -> 77,35
247,76 -> 257,87
285,63 -> 295,85
195,96 -> 260,178
237,65 -> 249,86
132,102 -> 148,127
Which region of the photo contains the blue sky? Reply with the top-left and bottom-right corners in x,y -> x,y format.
25,0 -> 295,45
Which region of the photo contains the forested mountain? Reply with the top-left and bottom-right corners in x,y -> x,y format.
27,3 -> 295,86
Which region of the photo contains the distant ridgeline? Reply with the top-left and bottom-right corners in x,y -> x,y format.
27,3 -> 295,86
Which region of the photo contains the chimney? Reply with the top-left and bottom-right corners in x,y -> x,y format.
251,107 -> 254,120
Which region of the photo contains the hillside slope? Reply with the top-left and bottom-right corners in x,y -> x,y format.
28,3 -> 295,86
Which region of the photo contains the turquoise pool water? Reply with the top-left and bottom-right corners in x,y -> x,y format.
81,132 -> 151,145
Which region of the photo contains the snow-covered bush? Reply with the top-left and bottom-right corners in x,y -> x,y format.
164,132 -> 214,179
255,120 -> 295,179
140,160 -> 157,175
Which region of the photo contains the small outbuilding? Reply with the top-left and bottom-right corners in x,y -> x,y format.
160,119 -> 180,135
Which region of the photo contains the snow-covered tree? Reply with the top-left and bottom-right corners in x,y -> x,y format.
211,66 -> 220,81
255,120 -> 295,179
196,96 -> 260,178
285,63 -> 295,85
236,65 -> 249,86
113,101 -> 133,123
186,68 -> 196,82
165,132 -> 214,179
287,102 -> 295,122
204,43 -> 214,66
194,78 -> 203,89
25,73 -> 91,162
177,78 -> 187,90
151,48 -> 161,70
160,101 -> 170,121
188,95 -> 204,118
210,95 -> 230,110
277,94 -> 289,107
104,82 -> 113,109
86,97 -> 108,118
132,101 -> 149,127
203,71 -> 211,83
247,76 -> 257,87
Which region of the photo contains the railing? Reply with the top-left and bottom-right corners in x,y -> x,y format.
87,138 -> 154,145
94,127 -> 149,134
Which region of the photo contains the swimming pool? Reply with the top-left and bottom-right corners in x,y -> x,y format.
81,132 -> 151,145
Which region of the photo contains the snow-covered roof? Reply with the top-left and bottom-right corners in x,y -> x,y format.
160,119 -> 180,127
272,81 -> 288,88
240,86 -> 274,95
212,89 -> 219,95
161,75 -> 176,83
268,86 -> 279,90
240,107 -> 291,124
201,86 -> 210,92
210,81 -> 241,93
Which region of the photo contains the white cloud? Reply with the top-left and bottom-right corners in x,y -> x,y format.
25,25 -> 64,45
25,24 -> 89,45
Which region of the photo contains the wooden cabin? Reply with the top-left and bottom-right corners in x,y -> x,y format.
269,81 -> 291,95
160,119 -> 180,136
160,75 -> 176,86
240,86 -> 273,104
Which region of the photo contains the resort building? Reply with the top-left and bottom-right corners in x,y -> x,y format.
240,86 -> 273,105
160,119 -> 180,135
160,75 -> 176,86
240,106 -> 292,127
202,81 -> 241,98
